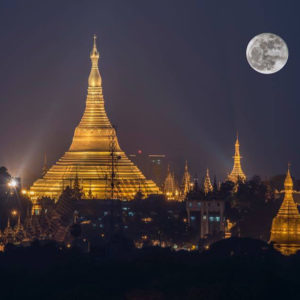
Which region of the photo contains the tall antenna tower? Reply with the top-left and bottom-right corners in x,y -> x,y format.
109,125 -> 121,199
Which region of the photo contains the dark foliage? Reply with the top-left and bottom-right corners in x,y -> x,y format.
224,176 -> 281,241
0,237 -> 299,300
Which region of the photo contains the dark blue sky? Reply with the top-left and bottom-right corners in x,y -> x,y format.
1,0 -> 300,185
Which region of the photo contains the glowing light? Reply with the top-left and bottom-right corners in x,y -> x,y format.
142,217 -> 152,223
8,179 -> 17,188
21,189 -> 27,195
11,210 -> 17,216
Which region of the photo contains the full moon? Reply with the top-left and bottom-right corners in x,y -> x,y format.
246,33 -> 288,74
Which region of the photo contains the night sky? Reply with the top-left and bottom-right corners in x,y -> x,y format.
1,0 -> 300,186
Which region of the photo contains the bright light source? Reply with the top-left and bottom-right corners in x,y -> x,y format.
8,179 -> 17,188
21,189 -> 27,195
11,210 -> 17,216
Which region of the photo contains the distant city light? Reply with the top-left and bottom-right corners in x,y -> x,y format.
11,210 -> 17,216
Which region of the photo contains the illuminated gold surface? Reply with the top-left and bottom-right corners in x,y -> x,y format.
30,36 -> 160,201
204,168 -> 213,194
227,135 -> 246,183
164,165 -> 179,200
182,161 -> 191,197
270,167 -> 300,255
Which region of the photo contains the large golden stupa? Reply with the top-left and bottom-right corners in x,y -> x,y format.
30,36 -> 160,204
270,166 -> 300,255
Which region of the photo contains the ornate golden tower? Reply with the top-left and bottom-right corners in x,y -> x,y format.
30,36 -> 160,206
164,165 -> 178,200
270,166 -> 300,255
204,168 -> 213,194
227,134 -> 246,183
181,161 -> 191,198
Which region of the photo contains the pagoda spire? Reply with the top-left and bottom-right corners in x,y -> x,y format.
182,160 -> 191,198
270,165 -> 300,255
227,133 -> 246,183
88,34 -> 102,88
69,35 -> 113,150
164,165 -> 178,200
204,168 -> 213,195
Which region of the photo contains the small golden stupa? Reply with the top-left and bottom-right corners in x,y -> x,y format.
270,166 -> 300,255
164,165 -> 178,200
203,168 -> 213,195
181,161 -> 191,197
29,36 -> 160,207
227,134 -> 246,183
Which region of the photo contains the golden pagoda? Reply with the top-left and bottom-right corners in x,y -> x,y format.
204,168 -> 213,194
30,36 -> 160,207
181,161 -> 191,198
164,165 -> 178,200
227,134 -> 246,183
270,166 -> 300,255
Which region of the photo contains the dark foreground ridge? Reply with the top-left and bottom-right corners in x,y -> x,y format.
1,237 -> 300,300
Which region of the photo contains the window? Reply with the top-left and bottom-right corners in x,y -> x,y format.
209,216 -> 214,222
191,216 -> 196,221
216,216 -> 220,222
203,215 -> 207,220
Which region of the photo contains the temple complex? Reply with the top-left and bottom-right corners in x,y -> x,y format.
29,36 -> 160,208
227,134 -> 246,183
270,166 -> 300,255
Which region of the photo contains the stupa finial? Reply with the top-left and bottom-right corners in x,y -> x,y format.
88,34 -> 101,88
285,163 -> 293,191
